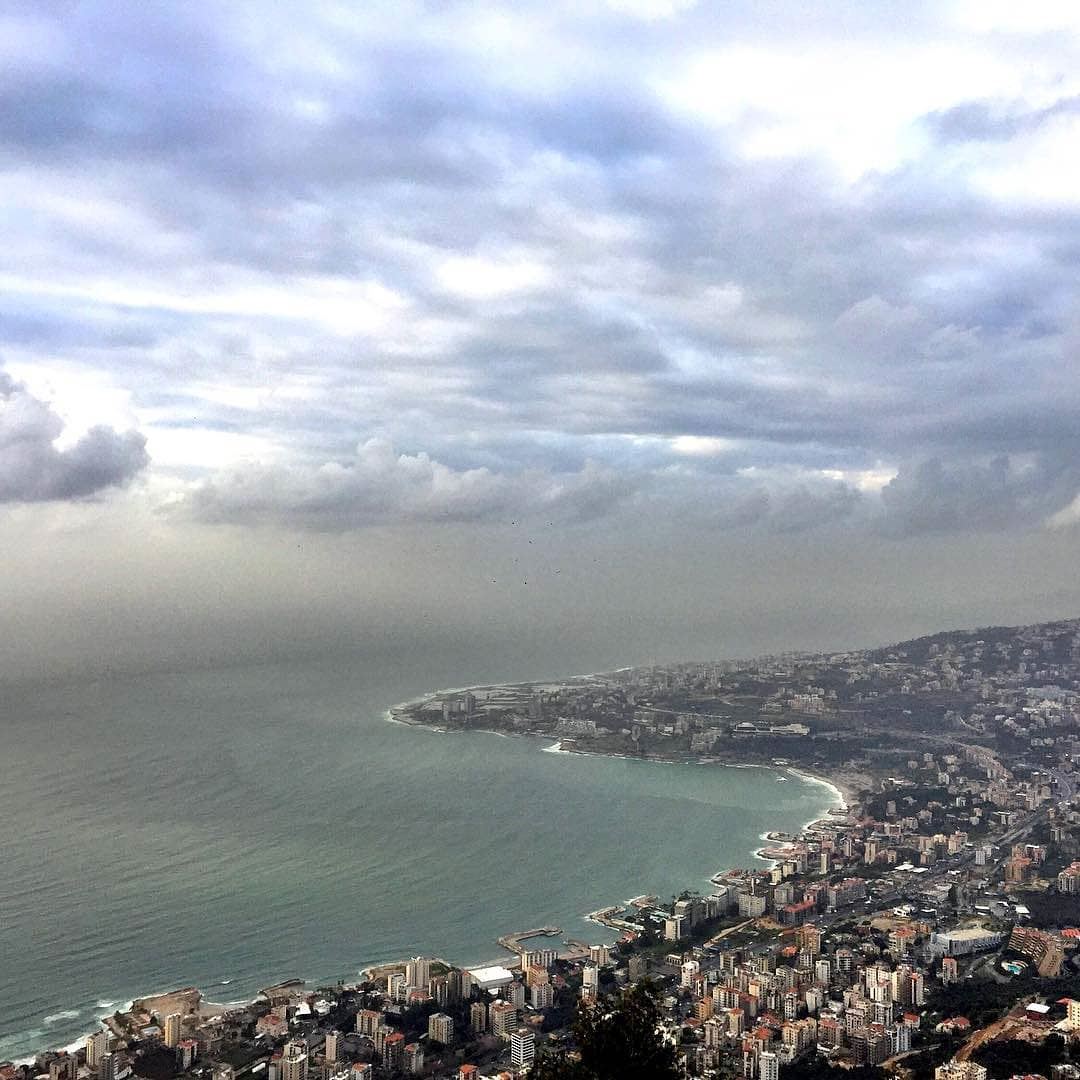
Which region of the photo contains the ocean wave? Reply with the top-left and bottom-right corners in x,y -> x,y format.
42,1009 -> 81,1025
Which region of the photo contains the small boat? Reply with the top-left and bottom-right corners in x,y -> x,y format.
776,776 -> 788,782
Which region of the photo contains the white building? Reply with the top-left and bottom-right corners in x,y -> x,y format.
510,1028 -> 536,1069
467,965 -> 515,992
759,1050 -> 780,1080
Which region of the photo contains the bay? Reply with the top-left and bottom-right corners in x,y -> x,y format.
0,650 -> 835,1060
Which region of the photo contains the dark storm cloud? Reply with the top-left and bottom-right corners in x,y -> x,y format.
0,372 -> 148,502
4,1 -> 1080,539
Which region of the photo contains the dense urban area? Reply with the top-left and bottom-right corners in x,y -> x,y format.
12,617 -> 1080,1080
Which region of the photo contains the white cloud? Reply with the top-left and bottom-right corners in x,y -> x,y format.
435,253 -> 552,299
670,435 -> 737,457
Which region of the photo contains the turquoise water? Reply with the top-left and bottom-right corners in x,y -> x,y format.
0,652 -> 835,1059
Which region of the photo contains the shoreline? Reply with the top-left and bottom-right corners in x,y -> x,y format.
12,689 -> 851,1064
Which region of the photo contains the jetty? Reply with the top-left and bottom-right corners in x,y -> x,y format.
497,925 -> 561,954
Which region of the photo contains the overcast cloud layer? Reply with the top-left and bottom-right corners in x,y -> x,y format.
3,1 -> 1080,679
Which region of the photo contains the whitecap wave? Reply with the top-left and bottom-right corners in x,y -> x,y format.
42,1009 -> 81,1025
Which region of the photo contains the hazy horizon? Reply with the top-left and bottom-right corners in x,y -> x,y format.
4,2 -> 1080,683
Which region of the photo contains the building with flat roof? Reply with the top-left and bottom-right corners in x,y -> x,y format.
467,965 -> 515,992
930,926 -> 1004,957
427,1013 -> 454,1045
510,1028 -> 536,1069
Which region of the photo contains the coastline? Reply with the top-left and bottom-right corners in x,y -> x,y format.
13,686 -> 851,1064
784,765 -> 856,812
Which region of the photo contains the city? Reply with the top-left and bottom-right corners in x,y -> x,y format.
10,617 -> 1080,1080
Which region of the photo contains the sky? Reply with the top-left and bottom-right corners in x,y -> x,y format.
3,0 -> 1080,682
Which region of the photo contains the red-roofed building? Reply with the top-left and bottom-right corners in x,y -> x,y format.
937,1017 -> 971,1034
382,1032 -> 405,1072
781,899 -> 817,926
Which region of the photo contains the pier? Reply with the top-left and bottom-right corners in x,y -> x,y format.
496,925 -> 562,954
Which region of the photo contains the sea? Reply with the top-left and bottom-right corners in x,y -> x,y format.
0,650 -> 837,1060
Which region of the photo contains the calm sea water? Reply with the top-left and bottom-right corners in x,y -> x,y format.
0,652 -> 835,1059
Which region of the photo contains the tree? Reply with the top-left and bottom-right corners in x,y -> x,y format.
528,981 -> 678,1080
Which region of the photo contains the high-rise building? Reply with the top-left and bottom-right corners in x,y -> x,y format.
323,1032 -> 340,1064
381,1033 -> 404,1073
490,1000 -> 518,1038
428,1013 -> 454,1045
530,981 -> 555,1009
431,969 -> 464,1007
1008,925 -> 1065,976
522,948 -> 558,971
85,1030 -> 109,1073
403,1043 -> 424,1075
738,891 -> 767,918
506,980 -> 526,1009
356,1009 -> 382,1037
469,1001 -> 488,1035
99,1052 -> 119,1080
759,1050 -> 780,1080
795,925 -> 822,955
582,964 -> 599,992
890,1024 -> 912,1055
509,1028 -> 536,1069
406,957 -> 431,990
589,944 -> 611,966
163,1014 -> 183,1049
176,1040 -> 198,1071
281,1041 -> 308,1080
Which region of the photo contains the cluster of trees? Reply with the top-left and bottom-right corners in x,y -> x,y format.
528,982 -> 678,1080
972,1034 -> 1069,1077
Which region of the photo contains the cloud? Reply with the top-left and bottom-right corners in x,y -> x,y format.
2,1 -> 1080,546
878,454 -> 1080,536
0,371 -> 148,502
181,438 -> 631,530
